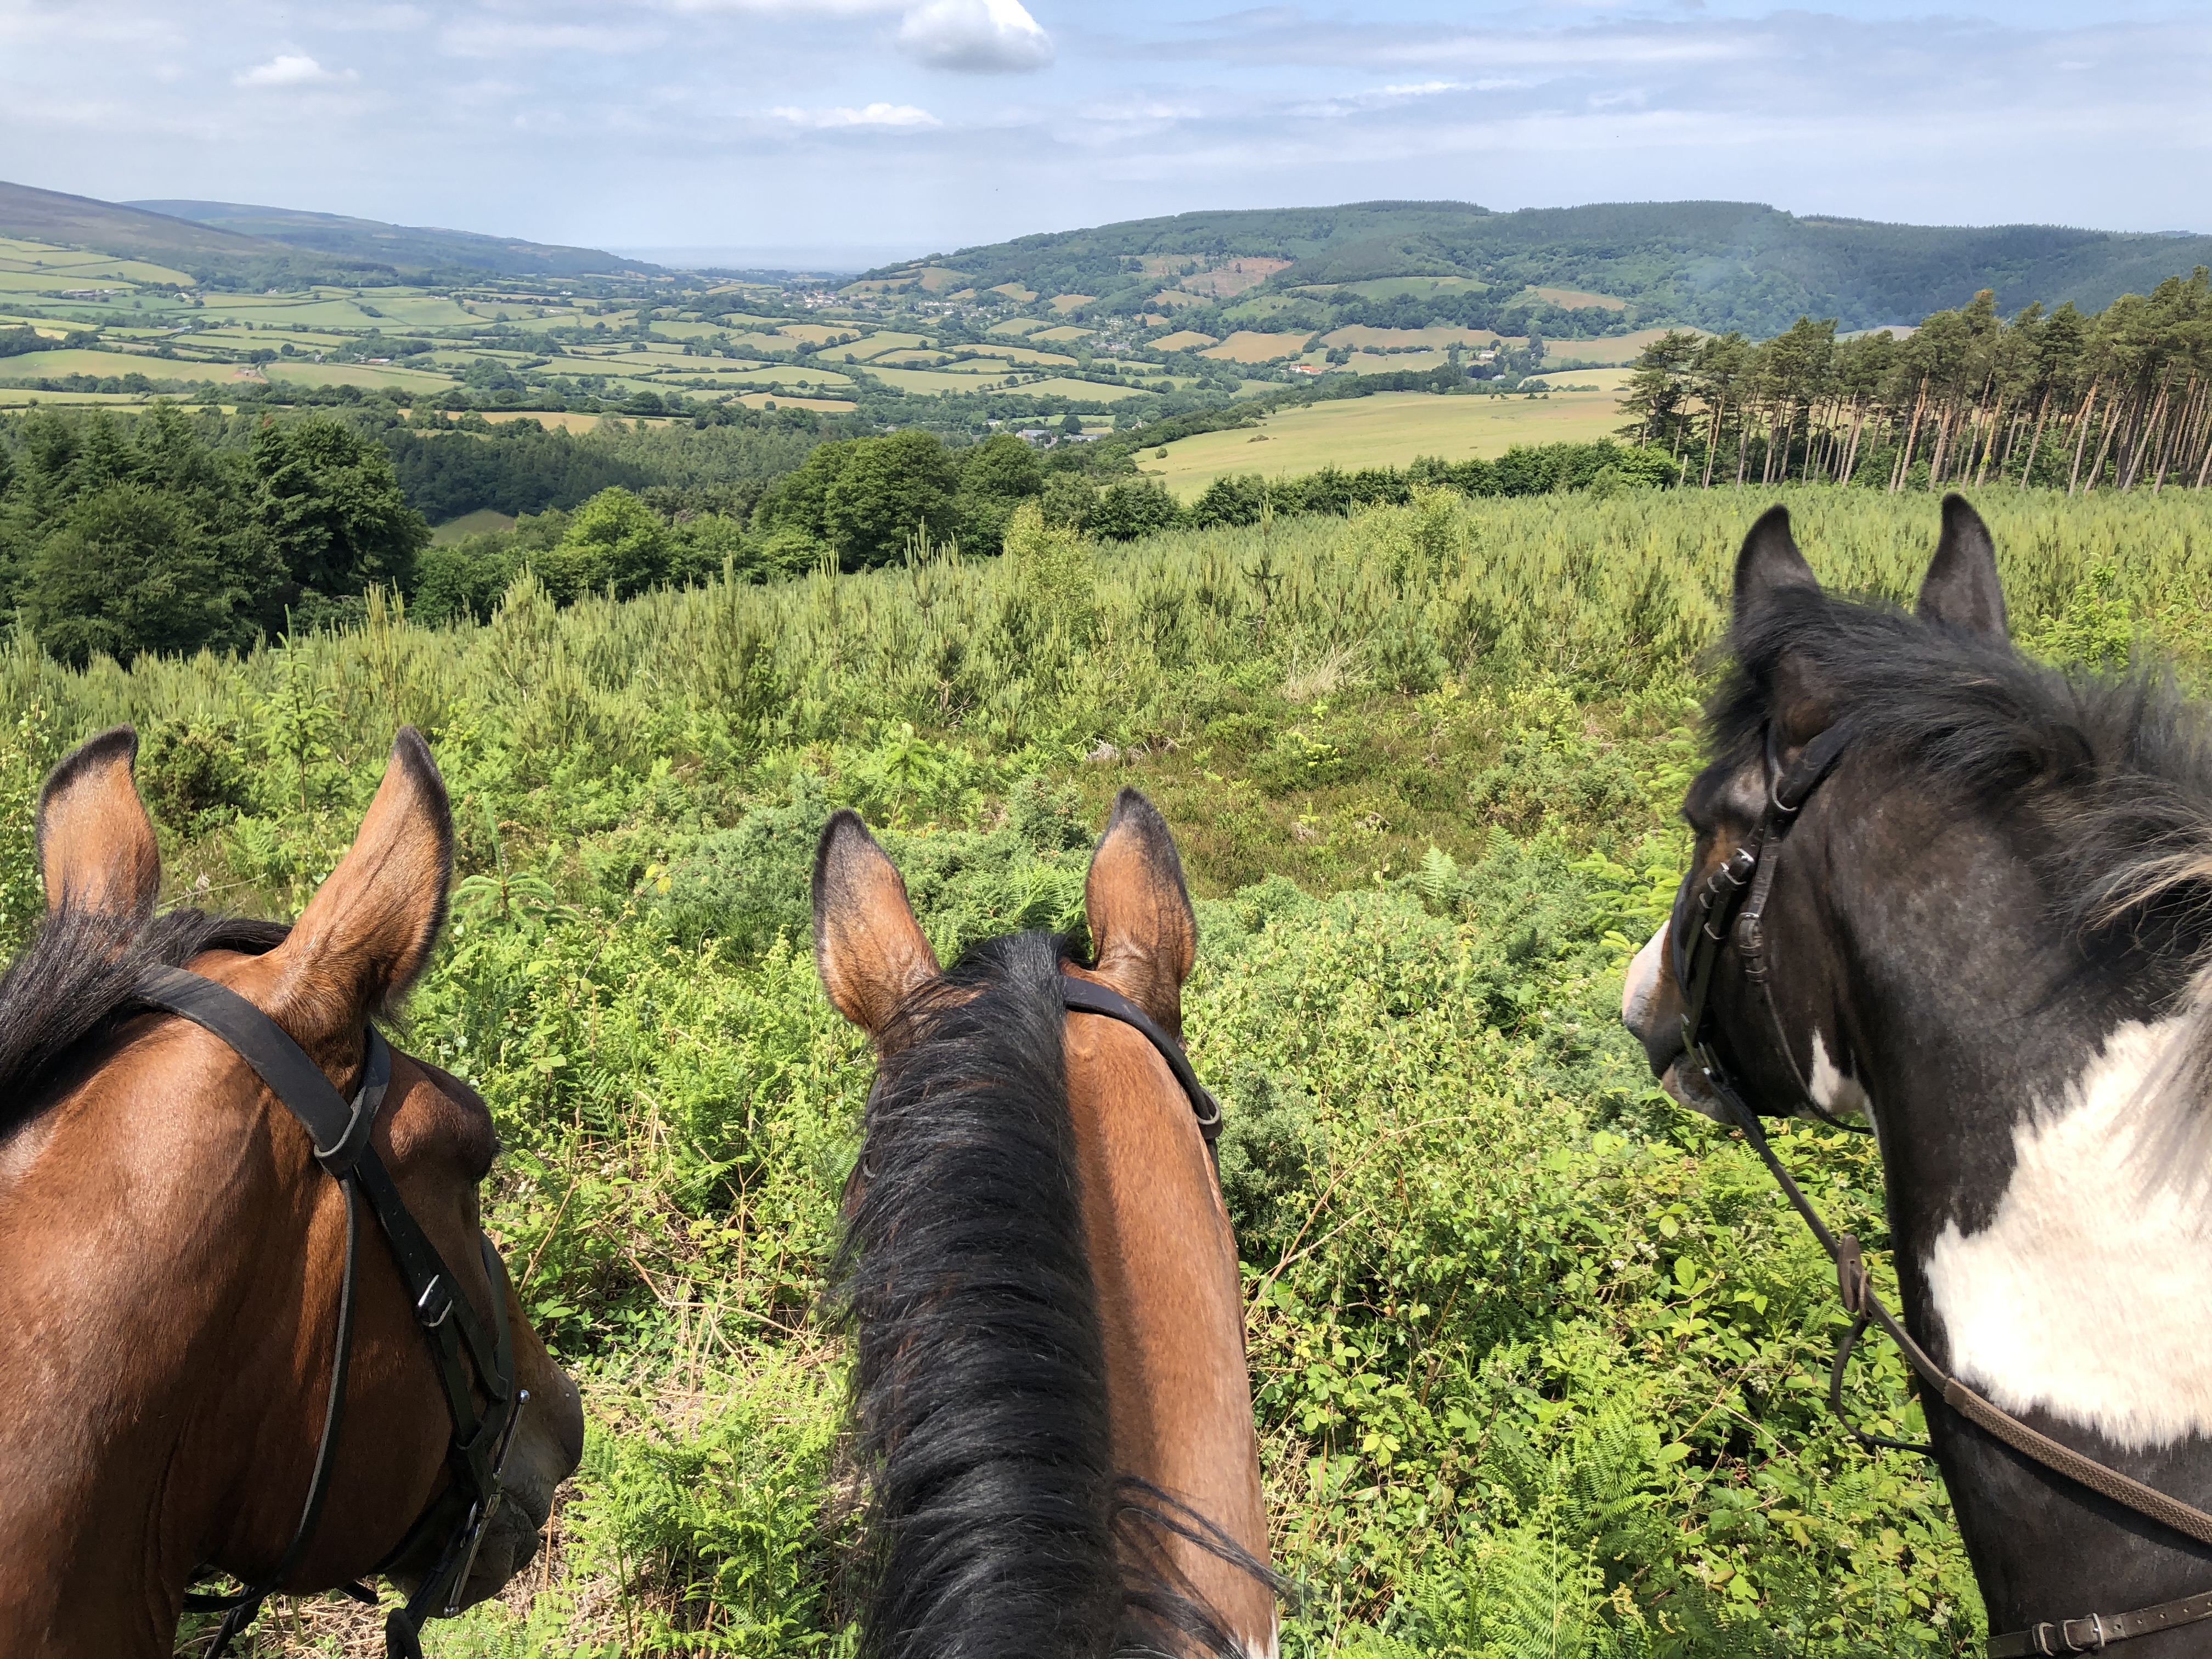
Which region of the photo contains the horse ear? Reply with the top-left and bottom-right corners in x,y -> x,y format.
1084,788 -> 1197,1032
813,810 -> 939,1037
37,726 -> 160,918
1733,504 -> 1820,631
1917,494 -> 2009,641
266,730 -> 452,1043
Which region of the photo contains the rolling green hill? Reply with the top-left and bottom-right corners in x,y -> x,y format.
883,199 -> 2212,338
129,199 -> 653,277
0,178 -> 387,287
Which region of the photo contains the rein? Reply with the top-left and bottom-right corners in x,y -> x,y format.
138,967 -> 528,1659
1678,728 -> 2212,1658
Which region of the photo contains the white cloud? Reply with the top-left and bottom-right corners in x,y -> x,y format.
441,21 -> 662,58
233,53 -> 350,87
770,100 -> 941,127
896,0 -> 1052,74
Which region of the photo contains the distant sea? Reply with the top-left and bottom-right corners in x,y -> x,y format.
612,245 -> 918,278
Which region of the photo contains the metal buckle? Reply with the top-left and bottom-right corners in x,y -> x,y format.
2061,1615 -> 2107,1653
416,1277 -> 452,1329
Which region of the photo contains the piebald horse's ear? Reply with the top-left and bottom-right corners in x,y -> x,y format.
1917,493 -> 2009,642
266,729 -> 452,1044
814,809 -> 940,1039
1732,504 -> 1820,633
37,725 -> 160,918
1085,788 -> 1197,1033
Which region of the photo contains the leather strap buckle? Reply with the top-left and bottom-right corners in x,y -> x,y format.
416,1276 -> 453,1329
2062,1615 -> 2108,1653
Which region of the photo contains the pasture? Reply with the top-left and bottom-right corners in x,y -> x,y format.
0,488 -> 2181,1656
1139,383 -> 1640,496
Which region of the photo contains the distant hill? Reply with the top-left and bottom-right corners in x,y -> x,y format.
882,200 -> 2212,338
129,200 -> 653,277
0,179 -> 283,262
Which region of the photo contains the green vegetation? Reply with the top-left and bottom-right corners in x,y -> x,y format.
1617,272 -> 2212,494
0,487 -> 2151,1656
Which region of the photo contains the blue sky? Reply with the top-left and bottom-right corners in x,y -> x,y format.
2,1 -> 2207,268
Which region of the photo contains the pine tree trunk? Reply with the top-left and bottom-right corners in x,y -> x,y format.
2068,382 -> 2101,494
2018,389 -> 2052,490
2085,389 -> 2129,493
1893,384 -> 1928,494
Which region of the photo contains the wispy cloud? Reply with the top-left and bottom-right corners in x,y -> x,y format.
233,53 -> 351,87
896,0 -> 1052,73
769,100 -> 941,127
440,20 -> 663,58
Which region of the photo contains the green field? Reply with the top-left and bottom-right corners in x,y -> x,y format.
430,506 -> 520,543
5,489 -> 2167,1657
1142,382 -> 1638,496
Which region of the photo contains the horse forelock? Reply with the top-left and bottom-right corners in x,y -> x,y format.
0,905 -> 290,1141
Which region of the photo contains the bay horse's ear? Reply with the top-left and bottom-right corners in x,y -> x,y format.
814,809 -> 939,1037
1733,504 -> 1820,632
1085,788 -> 1196,1032
267,729 -> 452,1040
37,725 -> 159,918
1917,494 -> 2009,642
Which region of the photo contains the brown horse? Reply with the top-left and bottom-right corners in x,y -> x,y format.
814,788 -> 1275,1659
0,727 -> 582,1656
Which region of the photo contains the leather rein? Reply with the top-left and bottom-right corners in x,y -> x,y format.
139,967 -> 529,1659
1677,726 -> 2212,1657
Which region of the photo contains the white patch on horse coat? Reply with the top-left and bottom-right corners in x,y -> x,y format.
1926,1015 -> 2212,1451
1807,1031 -> 1871,1122
1622,924 -> 1666,1037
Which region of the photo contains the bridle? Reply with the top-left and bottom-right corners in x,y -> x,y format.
137,967 -> 529,1659
1060,975 -> 1224,1159
1675,725 -> 2212,1658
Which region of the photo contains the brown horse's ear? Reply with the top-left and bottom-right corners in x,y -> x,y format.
1918,494 -> 2009,642
1733,504 -> 1820,633
1085,788 -> 1196,1032
814,809 -> 939,1037
37,726 -> 159,918
267,729 -> 452,1041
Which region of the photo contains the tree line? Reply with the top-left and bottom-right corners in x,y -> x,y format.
1617,268 -> 2212,493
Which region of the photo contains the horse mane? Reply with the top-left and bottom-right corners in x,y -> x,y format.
1716,586 -> 2212,1038
831,930 -> 1257,1659
0,904 -> 290,1139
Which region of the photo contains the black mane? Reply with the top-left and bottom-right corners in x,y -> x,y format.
831,930 -> 1256,1659
0,905 -> 289,1139
1716,588 -> 2212,992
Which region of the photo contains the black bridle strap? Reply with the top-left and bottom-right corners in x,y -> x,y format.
1680,725 -> 2212,1654
139,967 -> 520,1658
1059,975 -> 1223,1146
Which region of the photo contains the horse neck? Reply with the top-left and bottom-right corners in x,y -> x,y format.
1807,780 -> 2212,1621
0,1054 -> 317,1656
1064,1013 -> 1274,1659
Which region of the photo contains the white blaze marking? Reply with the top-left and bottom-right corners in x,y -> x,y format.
1622,924 -> 1666,1037
1926,1015 -> 2212,1450
1807,1030 -> 1871,1122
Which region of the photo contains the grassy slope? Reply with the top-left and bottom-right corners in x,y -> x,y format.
3,489 -> 2192,1658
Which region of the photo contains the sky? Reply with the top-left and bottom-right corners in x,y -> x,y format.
2,0 -> 2208,270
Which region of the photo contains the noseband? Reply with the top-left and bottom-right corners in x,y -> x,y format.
139,968 -> 527,1659
1675,727 -> 2212,1658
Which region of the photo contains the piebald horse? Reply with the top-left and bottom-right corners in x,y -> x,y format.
1628,498 -> 2212,1651
814,788 -> 1277,1659
0,728 -> 582,1656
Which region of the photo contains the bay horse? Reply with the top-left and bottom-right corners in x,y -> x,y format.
1625,496 -> 2212,1651
0,726 -> 583,1657
813,788 -> 1277,1658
